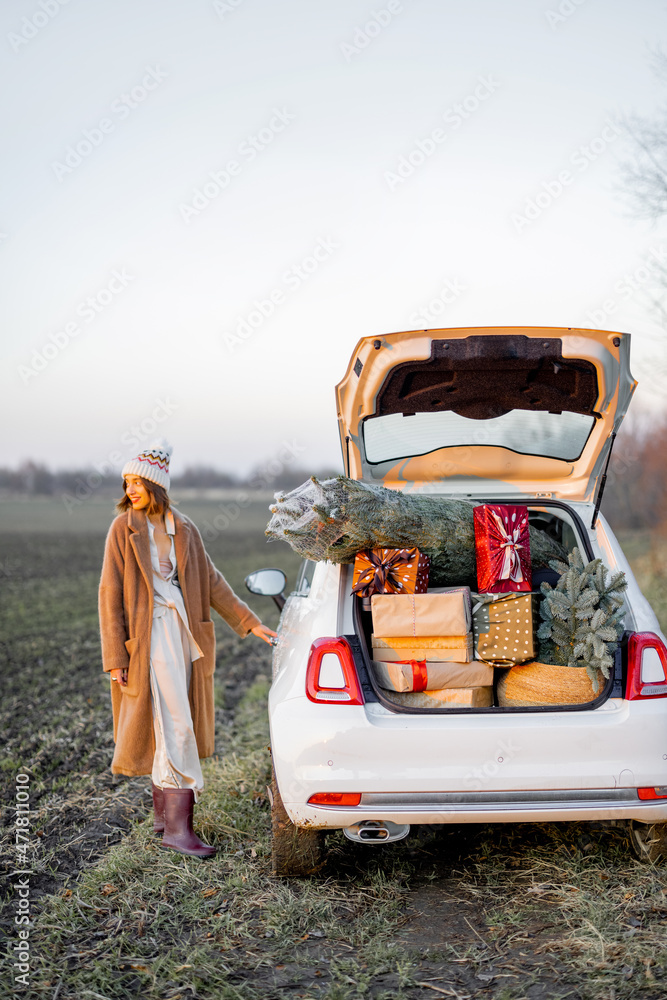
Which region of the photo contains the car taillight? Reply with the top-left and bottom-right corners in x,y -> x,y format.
308,793 -> 362,806
626,632 -> 667,700
305,637 -> 364,705
638,787 -> 667,800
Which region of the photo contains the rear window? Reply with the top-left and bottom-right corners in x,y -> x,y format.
363,410 -> 596,464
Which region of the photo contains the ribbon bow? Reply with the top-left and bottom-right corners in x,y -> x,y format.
351,548 -> 417,598
489,510 -> 524,583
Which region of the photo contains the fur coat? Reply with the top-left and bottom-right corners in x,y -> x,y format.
99,507 -> 261,776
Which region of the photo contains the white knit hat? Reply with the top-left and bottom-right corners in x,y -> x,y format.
121,439 -> 172,491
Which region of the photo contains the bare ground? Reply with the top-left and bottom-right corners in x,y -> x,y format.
2,511 -> 667,999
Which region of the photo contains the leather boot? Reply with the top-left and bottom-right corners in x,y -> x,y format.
160,788 -> 216,858
152,782 -> 165,834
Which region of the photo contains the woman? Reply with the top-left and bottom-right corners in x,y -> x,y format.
99,441 -> 276,858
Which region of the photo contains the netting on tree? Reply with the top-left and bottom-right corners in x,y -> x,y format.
266,476 -> 565,588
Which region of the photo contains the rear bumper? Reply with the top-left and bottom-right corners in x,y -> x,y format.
286,788 -> 667,828
269,691 -> 667,829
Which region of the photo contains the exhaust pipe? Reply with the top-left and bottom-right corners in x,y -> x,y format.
343,820 -> 410,844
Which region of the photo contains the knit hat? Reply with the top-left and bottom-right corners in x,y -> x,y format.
121,439 -> 172,491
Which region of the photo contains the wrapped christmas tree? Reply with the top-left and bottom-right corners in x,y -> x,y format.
266,476 -> 566,588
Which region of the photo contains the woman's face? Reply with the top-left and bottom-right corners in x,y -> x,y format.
125,475 -> 150,510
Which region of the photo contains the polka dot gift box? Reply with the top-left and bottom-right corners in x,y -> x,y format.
473,503 -> 532,593
472,591 -> 538,666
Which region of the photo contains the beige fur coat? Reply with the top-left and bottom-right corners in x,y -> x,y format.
99,507 -> 261,776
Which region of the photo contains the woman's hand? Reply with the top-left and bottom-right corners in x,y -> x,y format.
110,668 -> 128,687
251,624 -> 278,645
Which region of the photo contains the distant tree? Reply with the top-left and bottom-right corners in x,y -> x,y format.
617,50 -> 667,319
603,415 -> 667,530
15,461 -> 54,495
171,465 -> 239,489
619,52 -> 667,223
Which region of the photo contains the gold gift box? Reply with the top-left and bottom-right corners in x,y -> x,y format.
371,658 -> 494,692
472,592 -> 538,666
371,589 -> 471,638
381,686 -> 494,708
371,634 -> 474,663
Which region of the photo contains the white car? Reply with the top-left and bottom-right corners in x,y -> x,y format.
247,326 -> 667,876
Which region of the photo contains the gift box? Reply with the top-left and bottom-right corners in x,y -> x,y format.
370,589 -> 472,638
473,504 -> 532,593
371,657 -> 493,692
381,686 -> 494,708
471,591 -> 538,666
371,634 -> 474,663
351,547 -> 430,607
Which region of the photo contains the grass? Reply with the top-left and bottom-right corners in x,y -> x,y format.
1,499 -> 667,998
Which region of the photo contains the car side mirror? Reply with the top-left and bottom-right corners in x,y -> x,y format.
245,568 -> 287,610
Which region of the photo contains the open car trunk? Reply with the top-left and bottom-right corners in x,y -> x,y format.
335,328 -> 633,712
350,500 -> 621,713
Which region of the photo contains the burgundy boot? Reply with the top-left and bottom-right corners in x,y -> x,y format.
160,789 -> 216,858
152,782 -> 165,834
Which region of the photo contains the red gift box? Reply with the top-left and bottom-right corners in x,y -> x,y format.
351,547 -> 430,602
473,504 -> 532,593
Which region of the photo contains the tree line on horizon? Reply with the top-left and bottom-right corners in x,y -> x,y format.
2,417 -> 666,532
0,462 -> 343,499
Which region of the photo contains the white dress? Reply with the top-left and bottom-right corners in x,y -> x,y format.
147,511 -> 205,799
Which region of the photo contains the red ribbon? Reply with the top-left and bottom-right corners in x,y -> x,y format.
351,547 -> 418,598
488,510 -> 526,583
395,659 -> 429,692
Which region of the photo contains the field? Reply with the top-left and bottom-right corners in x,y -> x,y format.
1,497 -> 667,999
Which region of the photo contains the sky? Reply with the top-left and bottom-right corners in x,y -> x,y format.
2,0 -> 667,478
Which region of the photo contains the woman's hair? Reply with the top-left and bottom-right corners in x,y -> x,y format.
116,477 -> 171,516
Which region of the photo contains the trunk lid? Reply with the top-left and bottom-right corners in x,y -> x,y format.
336,326 -> 636,501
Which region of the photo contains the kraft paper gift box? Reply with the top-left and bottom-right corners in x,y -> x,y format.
371,657 -> 494,693
351,547 -> 430,610
473,503 -> 532,593
381,686 -> 494,708
370,589 -> 472,638
371,634 -> 474,664
471,591 -> 538,666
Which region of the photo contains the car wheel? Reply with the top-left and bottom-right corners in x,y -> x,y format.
270,762 -> 325,877
628,820 -> 667,863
